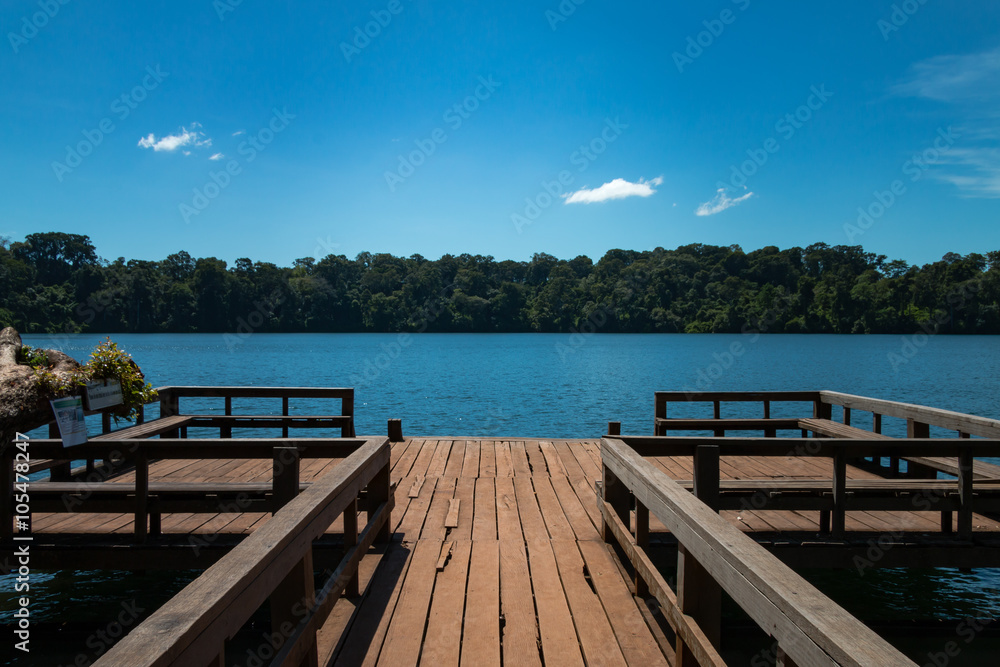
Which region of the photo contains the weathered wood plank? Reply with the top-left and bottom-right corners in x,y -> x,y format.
421,540 -> 472,667
461,540 -> 501,667
377,539 -> 442,667
525,539 -> 585,667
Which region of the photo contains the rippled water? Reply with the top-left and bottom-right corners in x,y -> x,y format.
6,333 -> 1000,664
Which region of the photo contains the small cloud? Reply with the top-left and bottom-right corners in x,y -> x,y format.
209,153 -> 225,161
893,46 -> 1000,104
696,188 -> 754,216
563,176 -> 663,204
137,124 -> 212,153
232,130 -> 245,136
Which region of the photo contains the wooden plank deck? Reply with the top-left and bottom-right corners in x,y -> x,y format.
23,437 -> 1000,665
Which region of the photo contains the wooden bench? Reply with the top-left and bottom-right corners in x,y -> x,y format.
799,417 -> 1000,481
29,415 -> 192,477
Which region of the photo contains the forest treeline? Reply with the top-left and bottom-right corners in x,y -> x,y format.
2,232 -> 1000,335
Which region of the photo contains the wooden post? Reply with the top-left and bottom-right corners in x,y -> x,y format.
763,400 -> 770,419
49,422 -> 71,482
1,449 -> 12,540
676,544 -> 721,666
693,445 -> 720,513
273,446 -> 300,512
387,419 -> 403,443
634,499 -> 649,598
370,457 -> 392,544
344,392 -> 356,437
776,646 -> 799,666
282,397 -> 290,439
654,394 -> 666,436
843,407 -> 851,426
602,463 -> 630,544
873,413 -> 882,435
607,421 -> 621,436
958,448 -> 974,539
343,497 -> 360,598
221,396 -> 232,438
270,549 -> 319,667
712,400 -> 721,420
813,398 -> 832,420
764,400 -> 775,437
832,450 -> 847,539
134,454 -> 149,544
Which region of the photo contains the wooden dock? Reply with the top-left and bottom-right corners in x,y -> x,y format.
6,388 -> 1000,665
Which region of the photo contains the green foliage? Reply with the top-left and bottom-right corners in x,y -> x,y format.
22,338 -> 157,423
3,233 -> 1000,335
86,338 -> 158,422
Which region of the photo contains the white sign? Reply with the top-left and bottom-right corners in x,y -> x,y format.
85,379 -> 123,410
50,396 -> 88,447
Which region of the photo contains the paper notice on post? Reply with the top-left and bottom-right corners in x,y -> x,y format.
50,396 -> 88,447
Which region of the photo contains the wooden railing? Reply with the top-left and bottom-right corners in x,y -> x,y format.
654,391 -> 820,435
93,436 -> 392,667
607,435 -> 1000,539
600,436 -> 916,666
1,437 -> 371,542
157,386 -> 356,437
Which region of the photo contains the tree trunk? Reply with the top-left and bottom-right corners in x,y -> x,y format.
0,327 -> 83,445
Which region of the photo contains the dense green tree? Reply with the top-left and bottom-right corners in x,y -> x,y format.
3,233 -> 1000,335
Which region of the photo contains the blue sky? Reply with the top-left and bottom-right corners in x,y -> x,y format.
2,1 -> 999,267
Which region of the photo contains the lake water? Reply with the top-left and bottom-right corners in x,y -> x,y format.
7,333 -> 1000,664
19,332 -> 1000,438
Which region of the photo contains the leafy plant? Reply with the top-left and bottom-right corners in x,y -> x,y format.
84,339 -> 158,422
25,338 -> 157,423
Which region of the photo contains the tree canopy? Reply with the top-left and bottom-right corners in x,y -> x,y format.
2,234 -> 999,335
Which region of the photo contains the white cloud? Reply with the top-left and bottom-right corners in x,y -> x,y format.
137,125 -> 212,153
695,188 -> 754,216
894,47 -> 1000,197
894,46 -> 1000,104
209,153 -> 225,161
563,176 -> 663,204
232,130 -> 245,136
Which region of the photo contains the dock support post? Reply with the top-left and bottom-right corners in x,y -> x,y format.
134,454 -> 149,544
273,447 -> 301,512
654,394 -> 666,436
634,499 -> 649,598
776,646 -> 800,666
370,455 -> 392,544
693,445 -> 720,513
49,422 -> 72,482
607,421 -> 621,436
602,463 -> 630,544
676,545 -> 721,666
270,549 -> 319,667
388,419 -> 403,443
344,497 -> 360,598
1,449 -> 12,541
958,448 -> 974,539
832,450 -> 847,539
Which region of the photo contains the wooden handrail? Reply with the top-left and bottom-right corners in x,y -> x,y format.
94,436 -> 392,667
600,436 -> 916,666
157,386 -> 356,437
820,390 -> 1000,438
